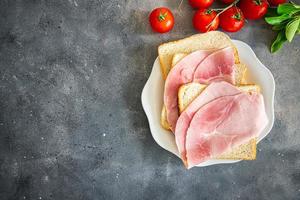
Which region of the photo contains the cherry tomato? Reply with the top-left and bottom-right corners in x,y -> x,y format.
189,0 -> 214,9
193,9 -> 219,32
220,7 -> 245,32
239,0 -> 268,20
268,0 -> 286,6
149,7 -> 174,33
221,0 -> 236,4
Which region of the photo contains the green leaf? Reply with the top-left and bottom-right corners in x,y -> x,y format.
277,3 -> 300,15
271,30 -> 287,53
285,18 -> 300,42
291,10 -> 300,17
265,14 -> 291,25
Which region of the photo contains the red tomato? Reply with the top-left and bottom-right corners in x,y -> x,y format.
220,7 -> 245,32
239,0 -> 268,20
189,0 -> 214,9
193,9 -> 219,32
149,7 -> 174,33
268,0 -> 286,6
221,0 -> 236,4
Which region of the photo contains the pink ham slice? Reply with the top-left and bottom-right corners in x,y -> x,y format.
164,47 -> 235,132
164,50 -> 212,132
185,92 -> 268,169
193,47 -> 235,84
175,81 -> 241,165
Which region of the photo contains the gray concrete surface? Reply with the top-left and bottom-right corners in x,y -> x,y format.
0,0 -> 300,199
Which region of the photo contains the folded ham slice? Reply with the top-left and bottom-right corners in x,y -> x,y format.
175,81 -> 241,165
185,92 -> 268,169
164,50 -> 212,132
164,47 -> 235,132
193,47 -> 235,84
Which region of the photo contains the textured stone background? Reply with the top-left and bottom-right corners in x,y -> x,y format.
0,0 -> 300,199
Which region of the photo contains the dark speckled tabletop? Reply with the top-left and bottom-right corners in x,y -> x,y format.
0,0 -> 300,199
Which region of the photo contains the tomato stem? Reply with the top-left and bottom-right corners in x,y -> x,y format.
158,12 -> 167,21
205,9 -> 213,15
233,12 -> 242,20
254,0 -> 262,5
206,0 -> 240,30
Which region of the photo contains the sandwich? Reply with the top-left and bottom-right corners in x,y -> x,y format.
158,31 -> 268,168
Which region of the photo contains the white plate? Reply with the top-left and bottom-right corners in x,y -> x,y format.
141,40 -> 275,167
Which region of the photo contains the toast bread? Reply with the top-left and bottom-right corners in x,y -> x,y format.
158,31 -> 240,79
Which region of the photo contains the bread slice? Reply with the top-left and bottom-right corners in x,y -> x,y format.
171,53 -> 187,67
158,31 -> 240,79
161,83 -> 259,160
178,83 -> 207,113
163,72 -> 258,160
178,83 -> 259,114
235,63 -> 247,85
216,138 -> 257,160
178,83 -> 259,160
161,106 -> 171,130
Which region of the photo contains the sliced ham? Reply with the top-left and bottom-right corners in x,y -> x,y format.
164,50 -> 213,132
193,47 -> 235,84
185,92 -> 268,169
164,47 -> 235,132
175,81 -> 241,165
